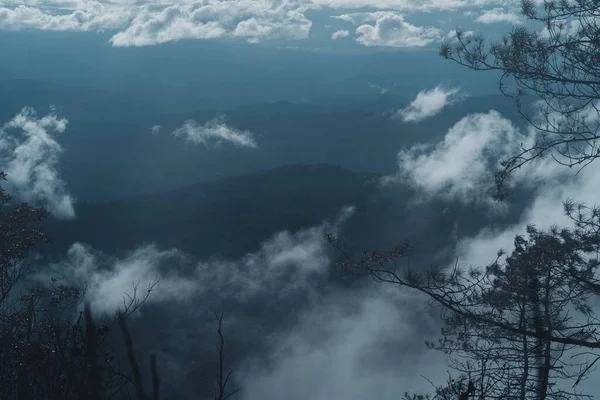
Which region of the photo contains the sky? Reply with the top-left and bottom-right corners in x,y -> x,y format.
3,0 -> 600,398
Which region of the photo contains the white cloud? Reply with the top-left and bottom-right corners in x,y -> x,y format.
314,0 -> 507,12
475,7 -> 522,24
394,85 -> 463,122
0,107 -> 75,219
0,0 -> 518,46
239,284 -> 447,400
0,0 -> 313,46
43,243 -> 196,316
384,111 -> 534,205
438,100 -> 600,266
455,150 -> 600,268
332,11 -> 394,25
194,205 -> 355,302
171,115 -> 258,149
446,28 -> 474,38
336,11 -> 443,48
151,124 -> 162,135
538,17 -> 592,39
0,3 -> 130,31
382,97 -> 600,271
109,2 -> 313,47
331,28 -> 349,39
39,206 -> 356,315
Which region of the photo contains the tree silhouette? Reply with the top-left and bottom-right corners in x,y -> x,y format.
441,0 -> 600,200
329,214 -> 600,399
0,172 -> 149,399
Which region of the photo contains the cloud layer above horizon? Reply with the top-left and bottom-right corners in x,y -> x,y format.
333,11 -> 443,48
0,0 -> 523,47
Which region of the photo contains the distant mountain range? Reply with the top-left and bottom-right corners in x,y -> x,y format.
0,32 -> 501,109
44,164 -> 378,259
44,163 -> 526,267
0,78 -> 523,202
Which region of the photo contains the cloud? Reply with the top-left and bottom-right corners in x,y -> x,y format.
314,0 -> 507,12
0,3 -> 130,31
38,206 -> 356,315
384,111 -> 534,205
455,151 -> 600,268
446,28 -> 474,38
394,85 -> 463,122
386,106 -> 571,208
171,115 -> 258,149
0,0 -> 518,46
192,205 -> 355,303
331,28 -> 349,39
238,284 -> 447,400
382,97 -> 600,270
151,125 -> 162,135
34,202 -> 453,398
0,0 -> 312,46
332,11 -> 392,25
42,243 -> 196,316
475,8 -> 522,24
432,100 -> 600,267
108,1 -> 313,46
336,11 -> 443,48
0,107 -> 75,219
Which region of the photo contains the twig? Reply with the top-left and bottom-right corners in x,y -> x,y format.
213,312 -> 239,400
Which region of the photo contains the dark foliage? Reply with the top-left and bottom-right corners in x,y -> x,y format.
0,172 -> 144,399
